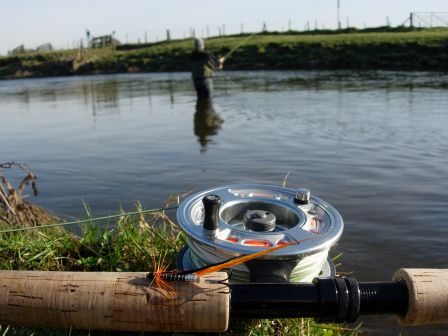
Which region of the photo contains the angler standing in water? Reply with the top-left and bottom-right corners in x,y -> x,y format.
191,38 -> 224,100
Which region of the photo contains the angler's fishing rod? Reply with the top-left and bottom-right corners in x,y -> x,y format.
0,269 -> 447,332
220,32 -> 257,63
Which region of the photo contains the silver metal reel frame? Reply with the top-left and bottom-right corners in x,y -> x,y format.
177,184 -> 344,260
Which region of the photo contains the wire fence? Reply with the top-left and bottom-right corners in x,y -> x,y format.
7,12 -> 448,55
406,12 -> 448,28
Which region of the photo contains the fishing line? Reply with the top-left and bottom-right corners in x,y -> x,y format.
185,238 -> 329,283
222,32 -> 258,61
214,33 -> 258,90
0,205 -> 178,233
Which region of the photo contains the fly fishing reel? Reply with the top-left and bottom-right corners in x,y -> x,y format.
177,184 -> 343,283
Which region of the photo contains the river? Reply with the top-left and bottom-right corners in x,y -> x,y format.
1,70 -> 447,334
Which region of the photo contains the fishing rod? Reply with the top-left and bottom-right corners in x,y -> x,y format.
0,268 -> 447,332
1,184 -> 446,332
220,32 -> 257,63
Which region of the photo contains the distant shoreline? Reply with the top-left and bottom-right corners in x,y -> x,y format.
1,28 -> 448,80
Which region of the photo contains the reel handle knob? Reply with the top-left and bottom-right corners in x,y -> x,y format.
202,194 -> 222,235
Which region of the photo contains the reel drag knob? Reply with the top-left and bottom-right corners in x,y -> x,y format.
294,188 -> 311,205
244,210 -> 276,232
202,194 -> 221,236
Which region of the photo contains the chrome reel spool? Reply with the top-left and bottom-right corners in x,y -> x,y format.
176,184 -> 343,283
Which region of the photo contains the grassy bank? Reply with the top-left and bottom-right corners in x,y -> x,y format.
0,204 -> 360,336
1,28 -> 448,79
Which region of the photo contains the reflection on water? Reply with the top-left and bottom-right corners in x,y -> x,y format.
1,70 -> 448,335
0,73 -> 191,115
4,71 -> 448,110
194,99 -> 224,152
78,79 -> 121,117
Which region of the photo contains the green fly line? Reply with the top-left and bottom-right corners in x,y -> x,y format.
222,32 -> 258,61
0,205 -> 178,233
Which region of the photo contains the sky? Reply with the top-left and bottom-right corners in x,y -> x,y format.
1,0 -> 447,55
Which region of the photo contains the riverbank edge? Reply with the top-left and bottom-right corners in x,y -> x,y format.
1,29 -> 448,79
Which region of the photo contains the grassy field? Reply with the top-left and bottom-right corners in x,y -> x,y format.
1,27 -> 448,79
0,204 -> 360,336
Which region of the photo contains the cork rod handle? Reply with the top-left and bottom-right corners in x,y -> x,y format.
393,268 -> 448,326
0,271 -> 229,332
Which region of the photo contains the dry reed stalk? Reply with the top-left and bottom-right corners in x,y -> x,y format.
0,162 -> 56,228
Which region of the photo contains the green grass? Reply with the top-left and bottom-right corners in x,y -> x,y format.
1,28 -> 448,79
0,204 -> 182,272
0,204 -> 359,336
206,29 -> 448,48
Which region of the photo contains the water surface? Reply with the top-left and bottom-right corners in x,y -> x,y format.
1,70 -> 447,334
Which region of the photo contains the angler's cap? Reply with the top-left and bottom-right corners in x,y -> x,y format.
194,38 -> 204,51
